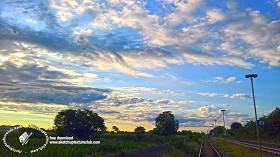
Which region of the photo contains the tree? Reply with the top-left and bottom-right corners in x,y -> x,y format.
54,109 -> 106,139
134,126 -> 146,134
210,126 -> 225,135
154,111 -> 179,136
112,126 -> 119,133
231,122 -> 243,130
263,107 -> 280,138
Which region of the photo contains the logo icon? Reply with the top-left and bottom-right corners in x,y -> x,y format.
19,131 -> 33,145
257,120 -> 265,126
3,125 -> 49,154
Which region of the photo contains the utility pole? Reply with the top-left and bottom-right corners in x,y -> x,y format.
245,74 -> 261,157
221,109 -> 226,139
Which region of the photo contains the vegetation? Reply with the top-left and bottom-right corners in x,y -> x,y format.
134,126 -> 146,134
177,130 -> 204,142
231,122 -> 242,130
1,109 -> 204,156
0,132 -> 149,157
210,126 -> 225,136
112,126 -> 119,133
210,138 -> 278,157
153,111 -> 179,136
54,109 -> 106,139
209,108 -> 280,142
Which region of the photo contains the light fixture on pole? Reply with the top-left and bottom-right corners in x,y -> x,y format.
245,74 -> 261,157
221,109 -> 226,138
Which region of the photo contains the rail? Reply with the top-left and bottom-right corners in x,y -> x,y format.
227,139 -> 280,155
199,138 -> 222,157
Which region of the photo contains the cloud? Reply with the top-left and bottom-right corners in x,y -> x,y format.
1,0 -> 279,81
213,76 -> 238,83
175,105 -> 251,128
0,101 -> 68,115
155,99 -> 173,105
197,92 -> 219,97
224,93 -> 251,99
0,88 -> 251,130
112,87 -> 184,96
202,76 -> 242,84
198,92 -> 251,99
206,9 -> 225,24
0,55 -> 110,105
181,51 -> 254,68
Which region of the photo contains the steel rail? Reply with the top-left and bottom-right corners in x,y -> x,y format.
227,139 -> 280,155
199,139 -> 222,157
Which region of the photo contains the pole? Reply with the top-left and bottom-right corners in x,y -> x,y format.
250,77 -> 262,157
222,111 -> 226,137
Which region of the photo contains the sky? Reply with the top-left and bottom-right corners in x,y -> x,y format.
0,0 -> 279,132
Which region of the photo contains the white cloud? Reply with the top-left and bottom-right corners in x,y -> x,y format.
213,76 -> 237,83
206,9 -> 225,24
228,93 -> 251,99
197,92 -> 219,97
112,87 -> 184,96
181,51 -> 254,68
198,92 -> 251,99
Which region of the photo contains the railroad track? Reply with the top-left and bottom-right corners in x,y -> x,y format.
199,138 -> 222,157
227,139 -> 280,155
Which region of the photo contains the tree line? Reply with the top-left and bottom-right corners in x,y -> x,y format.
209,107 -> 280,142
54,110 -> 185,139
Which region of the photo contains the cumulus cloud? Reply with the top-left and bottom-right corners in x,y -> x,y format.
206,9 -> 225,24
224,93 -> 251,99
198,92 -> 251,99
202,76 -> 242,84
197,92 -> 219,97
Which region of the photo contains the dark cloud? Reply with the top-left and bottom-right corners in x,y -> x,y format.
0,19 -> 80,52
0,61 -> 111,104
0,62 -> 67,82
0,91 -> 107,104
177,118 -> 205,123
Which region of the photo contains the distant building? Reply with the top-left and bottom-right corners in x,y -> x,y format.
0,125 -> 20,132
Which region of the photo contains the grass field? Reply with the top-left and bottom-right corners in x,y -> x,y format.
1,132 -> 150,157
1,132 -> 201,157
209,138 -> 279,157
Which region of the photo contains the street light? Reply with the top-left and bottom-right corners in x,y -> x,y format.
221,109 -> 226,138
245,74 -> 261,157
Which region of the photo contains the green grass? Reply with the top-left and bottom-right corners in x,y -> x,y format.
162,136 -> 201,157
1,132 -> 202,157
209,138 -> 279,157
1,132 -> 150,157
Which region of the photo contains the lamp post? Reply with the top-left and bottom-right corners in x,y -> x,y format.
221,109 -> 226,138
245,74 -> 261,157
